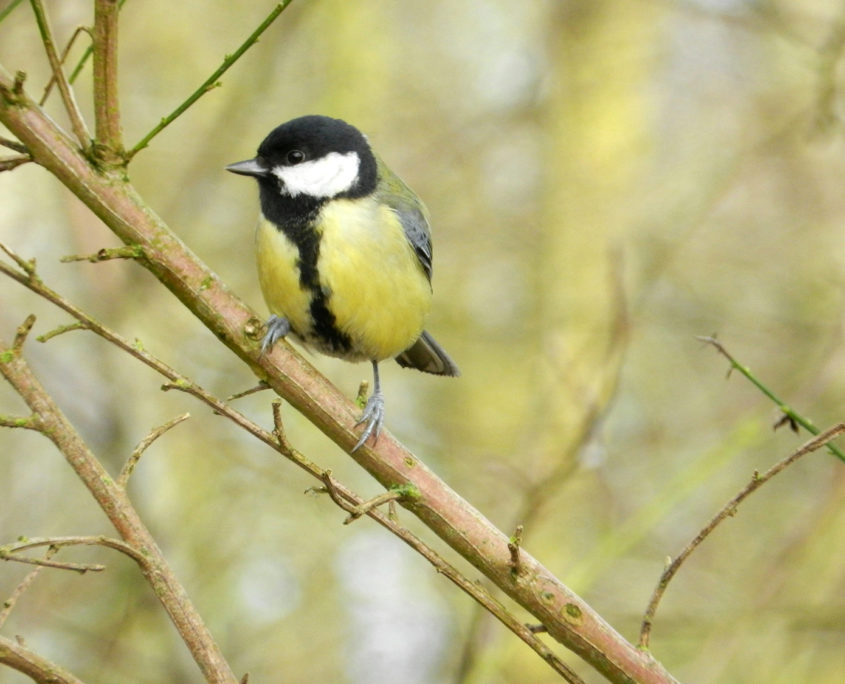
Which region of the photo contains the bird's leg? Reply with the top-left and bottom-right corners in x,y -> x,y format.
261,314 -> 291,355
352,360 -> 384,451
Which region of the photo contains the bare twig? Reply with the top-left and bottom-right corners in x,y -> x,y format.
0,155 -> 31,171
128,1 -> 293,157
227,382 -> 270,401
0,633 -> 85,684
0,135 -> 27,153
39,26 -> 91,105
698,336 -> 845,462
0,240 -> 35,274
0,413 -> 39,429
639,423 -> 845,648
271,399 -> 289,448
118,413 -> 191,488
29,0 -> 90,148
0,551 -> 105,573
0,547 -> 56,629
37,321 -> 88,342
0,0 -> 26,23
5,535 -> 145,563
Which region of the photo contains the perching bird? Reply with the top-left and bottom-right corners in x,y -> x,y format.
226,115 -> 458,451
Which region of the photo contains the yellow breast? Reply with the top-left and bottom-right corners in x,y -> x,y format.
255,216 -> 314,336
254,199 -> 432,362
317,198 -> 432,361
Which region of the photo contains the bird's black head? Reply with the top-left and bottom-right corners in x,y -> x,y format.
226,115 -> 378,204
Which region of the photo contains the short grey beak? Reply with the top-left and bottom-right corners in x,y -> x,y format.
225,158 -> 268,178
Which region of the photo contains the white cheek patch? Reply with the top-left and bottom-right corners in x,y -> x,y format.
272,152 -> 360,199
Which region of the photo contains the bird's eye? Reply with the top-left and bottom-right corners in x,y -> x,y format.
286,150 -> 305,165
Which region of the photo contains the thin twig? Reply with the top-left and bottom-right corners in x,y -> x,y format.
29,0 -> 90,148
0,550 -> 105,573
13,313 -> 35,352
39,26 -> 91,105
0,155 -> 31,171
227,382 -> 270,401
0,546 -> 56,629
118,413 -> 191,488
699,336 -> 845,462
0,240 -> 35,274
60,245 -> 144,263
128,1 -> 293,157
5,534 -> 145,562
37,321 -> 88,342
0,0 -> 25,23
341,488 -> 403,525
0,413 -> 40,429
0,135 -> 28,153
639,422 -> 845,648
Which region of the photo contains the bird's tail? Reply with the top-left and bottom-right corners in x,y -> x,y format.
395,330 -> 460,376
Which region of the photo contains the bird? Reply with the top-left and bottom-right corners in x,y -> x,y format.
226,115 -> 459,451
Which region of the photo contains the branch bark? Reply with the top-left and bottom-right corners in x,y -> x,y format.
92,0 -> 122,158
0,74 -> 676,684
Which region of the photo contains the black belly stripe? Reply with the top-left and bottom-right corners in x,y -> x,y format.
259,185 -> 352,354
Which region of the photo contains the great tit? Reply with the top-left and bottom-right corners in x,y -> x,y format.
226,115 -> 459,451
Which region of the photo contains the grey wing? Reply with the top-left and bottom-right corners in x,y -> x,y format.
395,204 -> 433,281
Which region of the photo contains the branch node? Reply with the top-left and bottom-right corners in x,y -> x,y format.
12,315 -> 36,353
355,379 -> 370,408
60,245 -> 144,263
0,240 -> 37,276
0,155 -> 32,172
509,524 -> 524,578
271,399 -> 289,448
0,413 -> 41,430
342,488 -> 406,525
14,70 -> 27,96
226,381 -> 269,401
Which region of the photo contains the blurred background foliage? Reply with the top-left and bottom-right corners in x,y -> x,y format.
2,1 -> 845,682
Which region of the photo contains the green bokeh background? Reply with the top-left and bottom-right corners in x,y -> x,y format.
2,1 -> 844,682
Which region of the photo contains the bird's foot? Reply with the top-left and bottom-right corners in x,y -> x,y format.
261,315 -> 291,355
352,391 -> 384,452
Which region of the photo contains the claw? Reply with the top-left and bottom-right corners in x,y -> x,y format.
261,315 -> 291,355
352,361 -> 384,452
